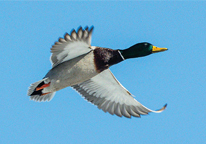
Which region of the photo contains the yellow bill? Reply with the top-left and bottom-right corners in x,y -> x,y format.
152,46 -> 168,53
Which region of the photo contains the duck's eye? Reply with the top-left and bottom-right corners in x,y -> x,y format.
144,43 -> 148,46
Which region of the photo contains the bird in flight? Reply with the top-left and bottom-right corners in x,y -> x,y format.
28,26 -> 168,118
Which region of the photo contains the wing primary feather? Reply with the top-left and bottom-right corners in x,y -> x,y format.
55,42 -> 61,45
96,98 -> 106,108
77,27 -> 83,39
114,103 -> 122,117
59,38 -> 66,43
87,26 -> 94,45
101,101 -> 111,113
86,95 -> 96,103
71,30 -> 77,40
139,106 -> 151,114
83,30 -> 88,39
85,26 -> 88,31
107,102 -> 115,115
127,107 -> 141,117
134,105 -> 149,115
121,104 -> 131,118
83,26 -> 89,39
64,33 -> 71,41
98,100 -> 107,109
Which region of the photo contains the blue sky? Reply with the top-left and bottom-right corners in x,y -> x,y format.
0,1 -> 205,144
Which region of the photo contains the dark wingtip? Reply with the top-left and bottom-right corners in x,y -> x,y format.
90,25 -> 94,31
156,103 -> 167,113
84,26 -> 89,31
162,103 -> 168,111
77,26 -> 83,31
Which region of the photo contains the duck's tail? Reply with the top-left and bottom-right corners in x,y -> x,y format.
27,78 -> 56,102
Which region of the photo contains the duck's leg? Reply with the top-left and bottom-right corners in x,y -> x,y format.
36,83 -> 51,91
41,92 -> 51,96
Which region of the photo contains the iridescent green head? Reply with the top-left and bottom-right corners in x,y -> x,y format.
119,42 -> 167,59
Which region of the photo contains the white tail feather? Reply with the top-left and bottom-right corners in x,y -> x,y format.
30,92 -> 56,102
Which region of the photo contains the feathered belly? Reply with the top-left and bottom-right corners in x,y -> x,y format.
45,52 -> 99,92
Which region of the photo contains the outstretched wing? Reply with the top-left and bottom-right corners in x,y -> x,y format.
72,69 -> 167,118
50,26 -> 94,67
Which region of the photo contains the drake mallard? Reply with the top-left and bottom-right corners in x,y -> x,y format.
28,26 -> 168,118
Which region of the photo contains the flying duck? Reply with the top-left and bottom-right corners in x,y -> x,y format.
28,26 -> 168,118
